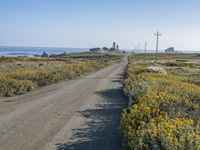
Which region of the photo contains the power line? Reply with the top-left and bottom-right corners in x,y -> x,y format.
154,30 -> 162,63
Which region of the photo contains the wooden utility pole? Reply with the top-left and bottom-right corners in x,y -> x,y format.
138,43 -> 140,53
145,42 -> 147,53
154,31 -> 162,63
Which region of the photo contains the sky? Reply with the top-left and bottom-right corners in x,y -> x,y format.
0,0 -> 200,51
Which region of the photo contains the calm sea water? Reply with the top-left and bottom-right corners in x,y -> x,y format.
0,46 -> 199,57
0,46 -> 90,56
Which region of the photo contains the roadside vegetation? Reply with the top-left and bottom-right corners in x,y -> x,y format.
121,53 -> 200,150
0,53 -> 122,97
51,52 -> 123,61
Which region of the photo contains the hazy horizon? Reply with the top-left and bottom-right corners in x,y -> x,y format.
1,0 -> 200,51
1,45 -> 200,53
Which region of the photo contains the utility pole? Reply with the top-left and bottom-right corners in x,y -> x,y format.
134,46 -> 137,53
145,42 -> 147,53
135,46 -> 138,53
154,30 -> 162,63
138,43 -> 140,53
136,46 -> 138,53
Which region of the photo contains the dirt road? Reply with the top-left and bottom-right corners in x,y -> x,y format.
0,57 -> 128,150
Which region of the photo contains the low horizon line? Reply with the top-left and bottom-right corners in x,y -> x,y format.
0,45 -> 200,52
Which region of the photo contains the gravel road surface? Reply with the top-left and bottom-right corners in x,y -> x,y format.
0,57 -> 128,150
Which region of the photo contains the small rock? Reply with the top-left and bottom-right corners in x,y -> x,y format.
147,66 -> 167,75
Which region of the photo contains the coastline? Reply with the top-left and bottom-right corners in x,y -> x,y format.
0,46 -> 89,57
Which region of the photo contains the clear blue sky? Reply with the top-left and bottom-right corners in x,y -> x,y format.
0,0 -> 200,50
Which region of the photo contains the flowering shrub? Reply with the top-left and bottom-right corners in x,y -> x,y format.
0,76 -> 36,97
0,60 -> 109,97
121,61 -> 200,150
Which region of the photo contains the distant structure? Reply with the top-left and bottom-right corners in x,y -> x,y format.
90,42 -> 120,53
165,47 -> 175,53
165,47 -> 182,53
113,42 -> 116,50
110,42 -> 120,52
90,47 -> 101,53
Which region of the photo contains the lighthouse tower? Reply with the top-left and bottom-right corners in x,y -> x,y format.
113,42 -> 116,50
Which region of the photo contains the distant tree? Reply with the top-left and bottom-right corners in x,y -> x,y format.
90,47 -> 101,53
102,47 -> 109,51
41,52 -> 48,57
116,45 -> 119,50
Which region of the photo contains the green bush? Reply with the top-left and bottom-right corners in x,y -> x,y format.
0,77 -> 36,97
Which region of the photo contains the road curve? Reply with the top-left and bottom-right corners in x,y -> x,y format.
0,57 -> 128,150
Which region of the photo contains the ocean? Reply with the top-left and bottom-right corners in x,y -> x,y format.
0,46 -> 90,57
0,46 -> 199,57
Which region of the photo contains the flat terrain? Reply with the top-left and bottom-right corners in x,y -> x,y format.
121,54 -> 200,149
0,57 -> 127,150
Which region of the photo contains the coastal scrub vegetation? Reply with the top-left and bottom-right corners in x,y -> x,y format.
0,53 -> 122,97
121,54 -> 200,150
